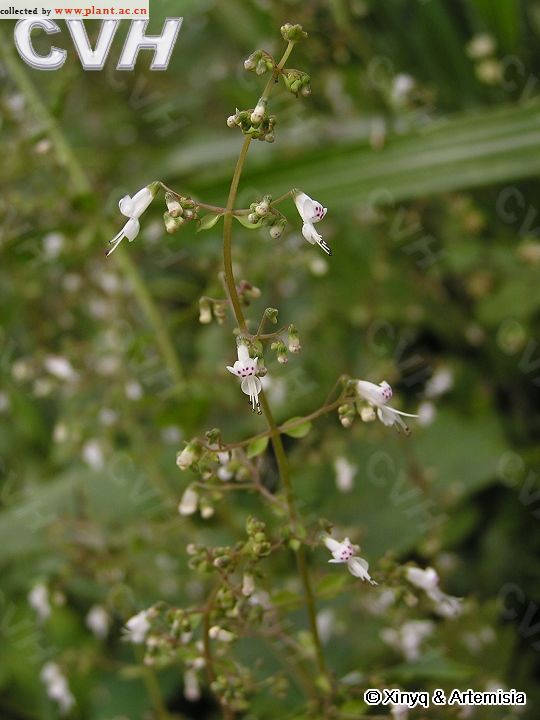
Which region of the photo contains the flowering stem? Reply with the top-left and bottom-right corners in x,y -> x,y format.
220,38 -> 332,705
223,136 -> 252,332
258,392 -> 329,685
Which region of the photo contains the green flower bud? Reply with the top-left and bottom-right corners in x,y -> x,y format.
244,51 -> 260,71
165,192 -> 183,217
271,340 -> 288,364
199,298 -> 212,324
287,324 -> 301,353
338,403 -> 356,428
282,69 -> 311,97
264,307 -> 279,324
163,211 -> 185,234
280,23 -> 308,42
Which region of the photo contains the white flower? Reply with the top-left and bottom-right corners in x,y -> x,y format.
178,486 -> 199,516
107,185 -> 157,256
425,367 -> 454,398
176,443 -> 198,471
334,456 -> 357,493
209,625 -> 235,642
226,343 -> 262,414
406,566 -> 462,618
28,583 -> 51,623
466,33 -> 496,60
417,400 -> 436,427
183,668 -> 201,702
40,662 -> 75,715
323,536 -> 377,585
381,620 -> 434,661
292,189 -> 331,255
85,605 -> 110,639
125,609 -> 152,644
391,73 -> 415,104
356,380 -> 419,434
316,608 -> 335,644
82,439 -> 105,470
44,355 -> 78,383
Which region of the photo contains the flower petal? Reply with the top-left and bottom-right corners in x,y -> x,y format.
293,192 -> 311,221
119,195 -> 134,216
348,557 -> 377,585
129,187 -> 154,217
323,536 -> 342,554
123,217 -> 140,241
357,380 -> 386,407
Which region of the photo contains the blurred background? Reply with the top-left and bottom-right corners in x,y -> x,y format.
1,0 -> 540,718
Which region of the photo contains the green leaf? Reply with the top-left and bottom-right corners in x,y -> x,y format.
246,436 -> 269,458
196,212 -> 223,232
234,214 -> 263,229
283,418 -> 312,438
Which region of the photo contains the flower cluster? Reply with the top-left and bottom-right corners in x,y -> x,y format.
163,193 -> 200,234
227,102 -> 276,143
338,379 -> 419,434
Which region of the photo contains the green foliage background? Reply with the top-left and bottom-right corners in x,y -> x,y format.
1,0 -> 540,718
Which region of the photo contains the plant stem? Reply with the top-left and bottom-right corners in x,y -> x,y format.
220,39 -> 331,701
258,395 -> 328,680
223,136 -> 252,332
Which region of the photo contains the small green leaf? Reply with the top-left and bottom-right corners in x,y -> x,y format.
247,436 -> 269,458
283,418 -> 312,438
197,213 -> 223,232
234,214 -> 263,229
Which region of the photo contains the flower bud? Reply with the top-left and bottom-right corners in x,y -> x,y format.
209,626 -> 235,642
248,213 -> 258,224
338,404 -> 355,428
271,340 -> 288,364
242,573 -> 255,597
250,97 -> 267,126
178,486 -> 198,516
282,69 -> 311,97
213,302 -> 227,325
265,133 -> 275,143
227,114 -> 238,128
360,405 -> 376,422
176,442 -> 200,471
199,298 -> 212,325
255,203 -> 269,217
287,324 -> 301,353
244,52 -> 259,70
164,211 -> 184,234
264,307 -> 279,324
280,23 -> 308,42
255,58 -> 268,75
269,224 -> 282,239
165,192 -> 183,218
